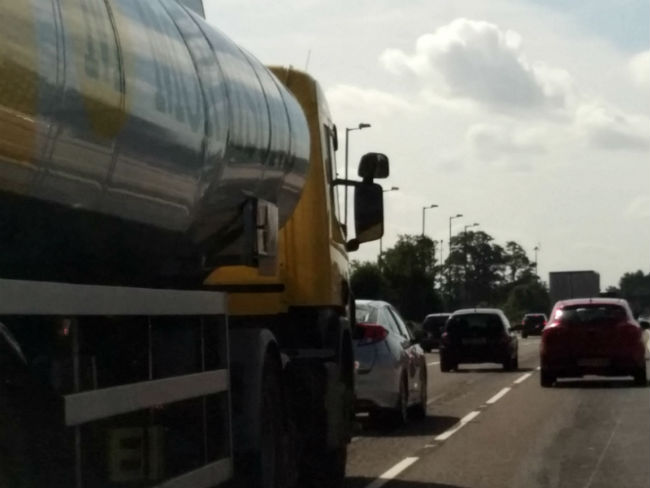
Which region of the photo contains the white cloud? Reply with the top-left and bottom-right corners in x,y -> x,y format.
380,18 -> 575,111
325,84 -> 415,118
626,196 -> 650,219
575,103 -> 650,152
629,50 -> 650,86
466,123 -> 547,170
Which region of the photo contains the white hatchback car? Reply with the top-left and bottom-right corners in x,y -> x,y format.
354,300 -> 427,425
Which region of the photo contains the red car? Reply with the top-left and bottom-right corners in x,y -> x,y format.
540,298 -> 648,387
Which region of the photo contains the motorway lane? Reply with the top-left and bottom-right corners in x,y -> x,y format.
345,336 -> 650,488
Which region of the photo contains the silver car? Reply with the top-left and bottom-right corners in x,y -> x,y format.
354,300 -> 428,424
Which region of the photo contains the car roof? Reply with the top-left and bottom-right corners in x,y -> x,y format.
554,297 -> 628,308
355,299 -> 388,308
451,308 -> 503,315
424,313 -> 451,318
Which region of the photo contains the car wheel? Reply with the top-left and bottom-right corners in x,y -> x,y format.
440,356 -> 452,372
513,355 -> 519,371
391,377 -> 408,426
633,366 -> 647,387
410,366 -> 427,420
502,357 -> 513,371
540,369 -> 555,387
522,332 -> 528,339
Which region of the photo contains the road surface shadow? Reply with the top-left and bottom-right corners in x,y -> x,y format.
449,366 -> 535,374
555,378 -> 647,389
355,414 -> 460,438
346,477 -> 467,488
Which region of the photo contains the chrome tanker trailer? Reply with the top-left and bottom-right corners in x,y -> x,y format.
0,1 -> 388,487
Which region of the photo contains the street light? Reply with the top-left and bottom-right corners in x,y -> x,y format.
534,245 -> 540,276
344,122 -> 372,229
379,187 -> 399,257
421,204 -> 439,236
463,223 -> 478,305
448,214 -> 463,253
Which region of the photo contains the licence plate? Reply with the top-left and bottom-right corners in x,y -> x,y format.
462,338 -> 487,346
577,358 -> 610,367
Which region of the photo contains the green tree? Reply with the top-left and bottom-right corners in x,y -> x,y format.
618,270 -> 650,315
350,260 -> 388,300
502,278 -> 551,324
380,235 -> 441,320
446,230 -> 506,307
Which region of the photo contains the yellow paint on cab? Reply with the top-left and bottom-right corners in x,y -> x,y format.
204,69 -> 349,315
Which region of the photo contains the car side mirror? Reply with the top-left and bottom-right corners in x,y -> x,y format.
412,329 -> 427,344
352,183 -> 384,245
358,153 -> 389,180
640,320 -> 650,330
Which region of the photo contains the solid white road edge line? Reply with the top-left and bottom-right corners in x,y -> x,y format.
364,457 -> 420,488
486,387 -> 511,405
514,372 -> 533,384
427,361 -> 440,366
434,410 -> 481,442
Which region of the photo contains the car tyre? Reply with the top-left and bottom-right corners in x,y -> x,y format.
410,366 -> 427,420
633,366 -> 647,387
522,332 -> 528,339
540,369 -> 555,387
390,377 -> 409,426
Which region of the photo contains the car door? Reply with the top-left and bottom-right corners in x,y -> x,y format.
387,306 -> 422,404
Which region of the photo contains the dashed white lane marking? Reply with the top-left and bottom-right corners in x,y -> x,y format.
514,372 -> 533,384
434,410 -> 481,441
485,387 -> 511,405
364,457 -> 419,488
427,361 -> 440,366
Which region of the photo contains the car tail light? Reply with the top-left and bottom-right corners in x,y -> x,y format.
618,322 -> 641,344
356,322 -> 388,345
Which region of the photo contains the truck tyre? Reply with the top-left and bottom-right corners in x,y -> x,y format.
243,351 -> 295,488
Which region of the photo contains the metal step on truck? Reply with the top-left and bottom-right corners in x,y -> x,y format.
0,1 -> 389,487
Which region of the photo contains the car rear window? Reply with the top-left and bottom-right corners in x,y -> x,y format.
555,304 -> 626,325
446,314 -> 504,337
423,316 -> 449,331
524,315 -> 545,324
355,305 -> 377,323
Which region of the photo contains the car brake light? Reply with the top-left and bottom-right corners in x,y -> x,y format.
357,322 -> 388,345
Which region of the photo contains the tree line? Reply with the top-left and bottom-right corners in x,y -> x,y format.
351,230 -> 650,322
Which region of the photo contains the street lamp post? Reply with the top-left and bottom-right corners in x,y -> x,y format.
448,214 -> 463,255
421,204 -> 439,236
463,223 -> 479,306
534,245 -> 540,276
344,123 -> 371,230
379,187 -> 399,258
447,214 -> 463,293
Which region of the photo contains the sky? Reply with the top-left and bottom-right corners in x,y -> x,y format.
202,0 -> 650,288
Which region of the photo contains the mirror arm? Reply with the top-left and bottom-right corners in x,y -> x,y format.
332,178 -> 363,188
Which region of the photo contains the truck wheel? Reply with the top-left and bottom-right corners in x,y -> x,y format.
257,352 -> 294,488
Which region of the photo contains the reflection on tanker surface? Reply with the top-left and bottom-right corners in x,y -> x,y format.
0,0 -> 310,285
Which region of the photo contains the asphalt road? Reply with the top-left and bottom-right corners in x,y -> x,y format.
346,336 -> 650,488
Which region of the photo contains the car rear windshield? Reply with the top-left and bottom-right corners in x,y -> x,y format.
423,316 -> 449,330
355,305 -> 377,323
556,304 -> 626,325
524,315 -> 545,324
446,314 -> 504,337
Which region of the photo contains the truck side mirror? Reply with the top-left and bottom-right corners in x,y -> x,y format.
358,153 -> 389,180
352,183 -> 384,245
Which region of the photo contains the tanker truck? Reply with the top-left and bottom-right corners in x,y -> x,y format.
0,1 -> 389,487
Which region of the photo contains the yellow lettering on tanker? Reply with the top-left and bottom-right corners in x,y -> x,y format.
0,2 -> 37,166
62,0 -> 129,139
